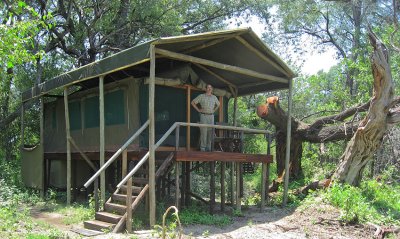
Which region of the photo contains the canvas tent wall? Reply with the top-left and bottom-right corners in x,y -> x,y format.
43,77 -> 140,153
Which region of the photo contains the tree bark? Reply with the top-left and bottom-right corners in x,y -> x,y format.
332,33 -> 394,186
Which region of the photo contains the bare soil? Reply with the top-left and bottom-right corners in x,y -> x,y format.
30,201 -> 396,239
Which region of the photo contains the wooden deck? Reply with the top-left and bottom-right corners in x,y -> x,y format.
175,151 -> 273,163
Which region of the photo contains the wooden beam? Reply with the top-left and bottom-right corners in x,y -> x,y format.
210,162 -> 215,214
126,177 -> 133,233
175,162 -> 180,209
175,151 -> 273,163
221,162 -> 225,212
182,33 -> 242,54
194,63 -> 237,95
40,97 -> 45,198
235,36 -> 291,78
68,137 -> 97,171
149,44 -> 156,226
231,97 -> 238,205
99,75 -> 105,206
237,81 -> 274,89
186,86 -> 191,151
122,149 -> 127,179
283,79 -> 293,206
155,48 -> 289,84
236,162 -> 241,212
64,88 -> 71,206
219,96 -> 225,211
154,30 -> 246,44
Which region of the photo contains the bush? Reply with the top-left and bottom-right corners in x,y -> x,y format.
322,180 -> 400,225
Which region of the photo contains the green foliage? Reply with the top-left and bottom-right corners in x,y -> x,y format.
322,180 -> 400,225
0,161 -> 65,238
180,205 -> 232,227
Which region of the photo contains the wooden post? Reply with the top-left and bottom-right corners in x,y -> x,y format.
94,178 -> 99,212
283,79 -> 293,206
64,88 -> 72,205
221,162 -> 225,212
266,133 -> 271,204
99,75 -> 106,206
181,163 -> 186,206
186,86 -> 191,150
175,126 -> 180,209
175,162 -> 180,209
219,96 -> 225,211
40,97 -> 45,198
122,149 -> 128,179
231,96 -> 238,205
235,162 -> 241,212
185,86 -> 191,206
126,177 -> 133,233
210,161 -> 215,214
149,44 -> 156,226
185,162 -> 191,206
260,133 -> 268,211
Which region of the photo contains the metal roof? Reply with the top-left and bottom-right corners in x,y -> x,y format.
22,28 -> 295,102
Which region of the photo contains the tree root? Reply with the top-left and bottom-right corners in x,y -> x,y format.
367,222 -> 400,239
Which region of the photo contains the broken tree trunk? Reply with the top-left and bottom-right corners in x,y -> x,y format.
257,36 -> 399,182
332,33 -> 394,186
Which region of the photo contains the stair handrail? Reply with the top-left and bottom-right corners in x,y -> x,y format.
84,119 -> 150,188
117,122 -> 270,188
117,122 -> 179,188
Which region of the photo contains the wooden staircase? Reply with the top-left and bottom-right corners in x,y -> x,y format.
83,152 -> 175,232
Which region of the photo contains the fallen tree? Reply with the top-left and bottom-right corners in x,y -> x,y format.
257,32 -> 400,186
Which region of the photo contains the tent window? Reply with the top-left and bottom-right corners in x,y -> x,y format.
84,89 -> 125,128
69,101 -> 81,130
105,90 -> 125,125
84,96 -> 100,128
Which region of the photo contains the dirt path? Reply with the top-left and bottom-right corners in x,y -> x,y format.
29,203 -> 391,239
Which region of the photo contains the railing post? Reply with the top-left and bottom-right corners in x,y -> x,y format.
261,133 -> 268,211
94,178 -> 99,212
126,177 -> 133,233
122,149 -> 128,179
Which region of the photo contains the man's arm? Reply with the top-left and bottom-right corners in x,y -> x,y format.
191,100 -> 202,113
213,96 -> 220,113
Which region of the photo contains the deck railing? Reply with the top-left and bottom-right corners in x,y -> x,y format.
117,122 -> 270,188
84,119 -> 150,188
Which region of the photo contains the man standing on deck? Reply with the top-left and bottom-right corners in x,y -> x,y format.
191,84 -> 220,152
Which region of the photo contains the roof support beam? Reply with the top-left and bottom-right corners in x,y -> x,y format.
182,33 -> 243,54
155,48 -> 289,84
194,63 -> 237,96
238,81 -> 274,89
235,36 -> 292,78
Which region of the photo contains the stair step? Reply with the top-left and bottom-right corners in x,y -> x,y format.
112,193 -> 137,204
105,202 -> 127,215
119,185 -> 143,194
84,220 -> 115,232
95,211 -> 123,224
132,177 -> 148,185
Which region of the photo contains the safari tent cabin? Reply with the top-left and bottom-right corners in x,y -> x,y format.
35,67 -> 231,190
20,28 -> 294,231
